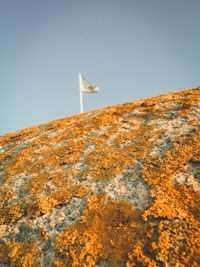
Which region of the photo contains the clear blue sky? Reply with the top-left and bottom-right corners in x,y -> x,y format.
1,0 -> 200,135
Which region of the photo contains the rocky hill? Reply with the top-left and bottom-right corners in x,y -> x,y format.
0,87 -> 200,266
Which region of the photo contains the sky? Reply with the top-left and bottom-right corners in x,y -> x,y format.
1,0 -> 200,135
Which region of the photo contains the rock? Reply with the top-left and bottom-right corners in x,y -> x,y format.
0,87 -> 200,266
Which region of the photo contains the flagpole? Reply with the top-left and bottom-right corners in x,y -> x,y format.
79,73 -> 83,113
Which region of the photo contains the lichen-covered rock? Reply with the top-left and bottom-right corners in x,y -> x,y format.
0,87 -> 200,266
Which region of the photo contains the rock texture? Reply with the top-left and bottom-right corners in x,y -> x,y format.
0,87 -> 200,266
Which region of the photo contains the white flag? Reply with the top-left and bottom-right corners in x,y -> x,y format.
79,73 -> 99,93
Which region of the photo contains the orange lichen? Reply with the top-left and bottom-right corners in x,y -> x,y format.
141,130 -> 200,221
27,196 -> 58,218
0,87 -> 200,266
39,227 -> 48,241
82,129 -> 153,181
0,240 -> 41,266
150,219 -> 200,266
0,202 -> 25,225
0,184 -> 92,224
128,130 -> 200,266
54,194 -> 143,267
27,185 -> 92,218
127,241 -> 157,267
24,172 -> 52,199
0,186 -> 16,208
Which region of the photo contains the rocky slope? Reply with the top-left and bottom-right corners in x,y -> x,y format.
0,87 -> 200,266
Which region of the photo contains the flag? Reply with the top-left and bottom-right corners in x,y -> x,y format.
79,73 -> 99,93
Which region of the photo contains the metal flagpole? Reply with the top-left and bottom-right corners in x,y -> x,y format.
79,73 -> 83,113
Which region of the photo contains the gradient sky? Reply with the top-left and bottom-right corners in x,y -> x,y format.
1,0 -> 200,135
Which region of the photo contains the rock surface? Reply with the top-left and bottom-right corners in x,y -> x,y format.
0,87 -> 200,266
